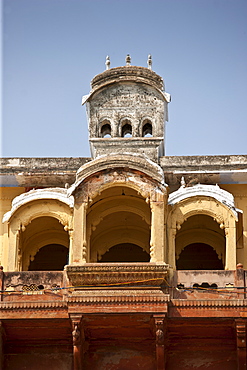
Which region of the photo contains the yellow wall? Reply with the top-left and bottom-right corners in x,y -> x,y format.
0,187 -> 25,266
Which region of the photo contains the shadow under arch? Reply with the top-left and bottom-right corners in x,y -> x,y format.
87,185 -> 151,262
176,243 -> 224,270
28,244 -> 69,271
99,243 -> 150,263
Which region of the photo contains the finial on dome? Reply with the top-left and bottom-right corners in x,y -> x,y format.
147,54 -> 152,70
181,176 -> 186,188
105,55 -> 110,70
125,54 -> 131,66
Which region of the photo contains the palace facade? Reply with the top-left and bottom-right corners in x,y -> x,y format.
1,56 -> 247,369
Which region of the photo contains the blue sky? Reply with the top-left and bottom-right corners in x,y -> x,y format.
2,0 -> 247,158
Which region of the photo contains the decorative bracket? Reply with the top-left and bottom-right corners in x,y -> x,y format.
70,314 -> 84,370
154,314 -> 167,370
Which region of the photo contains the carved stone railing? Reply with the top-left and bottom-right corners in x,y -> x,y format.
65,263 -> 169,288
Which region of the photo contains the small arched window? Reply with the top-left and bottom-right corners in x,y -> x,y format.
101,123 -> 111,138
121,119 -> 132,137
142,121 -> 153,137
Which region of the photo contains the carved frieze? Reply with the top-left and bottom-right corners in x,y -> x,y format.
65,263 -> 169,287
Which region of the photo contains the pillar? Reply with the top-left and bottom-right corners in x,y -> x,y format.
236,319 -> 247,370
150,201 -> 165,262
70,202 -> 87,264
225,217 -> 237,270
167,227 -> 176,270
154,314 -> 167,370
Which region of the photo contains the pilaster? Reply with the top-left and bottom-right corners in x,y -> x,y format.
236,319 -> 247,370
150,201 -> 165,262
71,202 -> 87,264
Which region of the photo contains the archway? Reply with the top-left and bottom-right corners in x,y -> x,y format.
21,216 -> 69,270
176,243 -> 224,270
175,215 -> 225,270
28,244 -> 69,271
87,186 -> 151,262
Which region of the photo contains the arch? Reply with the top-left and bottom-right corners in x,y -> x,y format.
87,186 -> 151,262
167,185 -> 238,270
72,154 -> 166,201
141,118 -> 153,137
69,159 -> 167,265
4,192 -> 73,271
99,119 -> 111,138
175,214 -> 225,269
119,118 -> 132,137
3,188 -> 74,224
20,216 -> 70,271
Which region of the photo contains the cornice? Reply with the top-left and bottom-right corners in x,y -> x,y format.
68,293 -> 170,305
171,299 -> 247,307
0,300 -> 67,310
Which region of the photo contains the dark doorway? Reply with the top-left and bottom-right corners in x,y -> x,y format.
176,243 -> 224,270
28,244 -> 69,271
99,243 -> 149,262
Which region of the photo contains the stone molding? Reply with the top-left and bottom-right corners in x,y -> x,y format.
168,184 -> 238,217
0,301 -> 67,310
171,299 -> 247,307
65,263 -> 169,287
68,292 -> 169,305
81,66 -> 171,104
3,188 -> 74,223
70,153 -> 165,196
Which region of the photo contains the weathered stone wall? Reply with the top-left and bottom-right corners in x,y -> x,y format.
88,83 -> 166,138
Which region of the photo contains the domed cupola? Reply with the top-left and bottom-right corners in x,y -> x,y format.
82,55 -> 171,163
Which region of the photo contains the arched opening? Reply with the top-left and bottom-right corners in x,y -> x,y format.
121,120 -> 132,137
99,243 -> 149,262
175,215 -> 225,270
142,121 -> 153,137
20,216 -> 69,270
176,243 -> 224,270
87,186 -> 151,262
100,122 -> 111,138
28,244 -> 69,271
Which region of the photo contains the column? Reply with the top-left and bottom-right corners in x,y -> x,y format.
154,314 -> 167,370
70,202 -> 87,264
225,217 -> 237,270
236,319 -> 247,370
167,227 -> 176,270
150,201 -> 165,262
70,315 -> 83,370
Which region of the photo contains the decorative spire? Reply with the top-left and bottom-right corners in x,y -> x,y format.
105,55 -> 110,70
147,54 -> 152,70
125,54 -> 131,66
